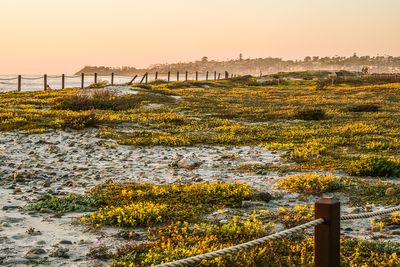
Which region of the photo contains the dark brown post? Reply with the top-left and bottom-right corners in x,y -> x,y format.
81,73 -> 85,89
168,71 -> 171,82
206,71 -> 209,81
145,72 -> 148,84
315,198 -> 340,267
214,71 -> 217,80
111,72 -> 114,85
139,73 -> 146,83
155,72 -> 158,81
196,71 -> 198,81
185,71 -> 188,81
94,73 -> 98,84
62,74 -> 65,89
44,74 -> 47,91
18,75 -> 22,92
177,71 -> 180,81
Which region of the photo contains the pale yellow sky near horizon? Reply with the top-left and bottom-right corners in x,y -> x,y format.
0,0 -> 399,74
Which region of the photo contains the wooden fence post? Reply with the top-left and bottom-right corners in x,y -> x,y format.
62,74 -> 65,89
155,72 -> 158,81
94,73 -> 98,84
145,72 -> 148,84
315,197 -> 340,267
81,73 -> 85,89
139,73 -> 146,83
206,71 -> 209,81
111,72 -> 114,85
196,71 -> 198,81
214,71 -> 217,80
177,72 -> 180,81
18,75 -> 22,92
168,71 -> 171,82
44,74 -> 47,91
185,71 -> 188,81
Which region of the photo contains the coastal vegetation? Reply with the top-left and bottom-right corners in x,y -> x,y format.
2,73 -> 400,266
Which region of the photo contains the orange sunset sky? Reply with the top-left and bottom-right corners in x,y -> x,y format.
0,0 -> 399,74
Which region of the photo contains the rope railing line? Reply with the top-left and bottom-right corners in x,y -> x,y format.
341,205 -> 400,221
152,204 -> 400,267
152,218 -> 325,267
0,77 -> 18,81
21,76 -> 44,80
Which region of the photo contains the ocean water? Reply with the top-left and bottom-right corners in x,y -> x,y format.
0,73 -> 212,92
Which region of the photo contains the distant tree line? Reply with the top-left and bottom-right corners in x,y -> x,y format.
75,54 -> 400,76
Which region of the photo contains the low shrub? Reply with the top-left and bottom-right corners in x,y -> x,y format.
54,110 -> 98,129
88,81 -> 108,88
348,156 -> 399,177
81,181 -> 255,227
347,179 -> 400,206
346,104 -> 380,113
26,194 -> 100,213
55,90 -> 140,111
274,205 -> 314,228
294,108 -> 326,121
276,173 -> 345,195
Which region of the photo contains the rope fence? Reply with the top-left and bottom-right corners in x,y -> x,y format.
153,198 -> 400,267
0,71 -> 236,92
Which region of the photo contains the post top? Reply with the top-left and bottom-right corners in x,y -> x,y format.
316,197 -> 340,205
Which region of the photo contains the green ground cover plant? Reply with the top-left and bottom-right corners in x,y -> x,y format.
1,79 -> 400,172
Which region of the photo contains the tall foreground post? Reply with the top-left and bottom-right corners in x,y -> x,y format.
61,74 -> 65,89
315,198 -> 340,267
81,73 -> 85,89
44,74 -> 47,91
111,72 -> 114,85
18,75 -> 22,92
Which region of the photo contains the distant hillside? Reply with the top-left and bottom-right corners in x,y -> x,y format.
75,54 -> 400,76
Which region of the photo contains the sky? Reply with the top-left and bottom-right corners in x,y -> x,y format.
0,0 -> 399,74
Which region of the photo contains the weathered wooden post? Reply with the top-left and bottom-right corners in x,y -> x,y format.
139,73 -> 146,83
206,71 -> 209,81
185,71 -> 188,81
94,73 -> 98,84
81,73 -> 85,89
62,74 -> 65,89
196,71 -> 198,81
168,71 -> 171,82
145,72 -> 148,84
18,75 -> 22,92
177,72 -> 180,81
214,71 -> 217,80
155,72 -> 158,81
111,72 -> 114,85
44,74 -> 47,91
315,197 -> 340,267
